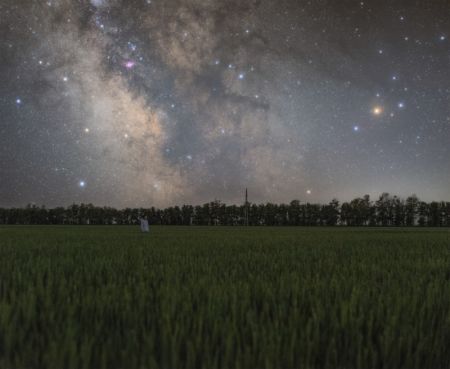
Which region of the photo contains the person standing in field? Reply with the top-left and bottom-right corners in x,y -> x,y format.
139,217 -> 149,232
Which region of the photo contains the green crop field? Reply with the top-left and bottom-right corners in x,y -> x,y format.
0,226 -> 449,369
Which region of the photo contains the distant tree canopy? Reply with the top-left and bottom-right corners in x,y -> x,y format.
0,193 -> 449,227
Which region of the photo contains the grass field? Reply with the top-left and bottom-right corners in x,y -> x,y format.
0,226 -> 449,369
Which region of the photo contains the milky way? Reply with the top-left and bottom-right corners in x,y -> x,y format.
1,0 -> 449,207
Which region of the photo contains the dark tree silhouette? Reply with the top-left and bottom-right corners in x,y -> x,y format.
1,194 -> 449,227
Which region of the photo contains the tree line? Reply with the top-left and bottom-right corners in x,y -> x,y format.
0,193 -> 449,227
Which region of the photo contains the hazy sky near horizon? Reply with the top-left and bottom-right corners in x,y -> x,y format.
0,0 -> 449,207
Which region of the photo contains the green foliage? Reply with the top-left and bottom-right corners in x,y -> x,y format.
0,226 -> 449,368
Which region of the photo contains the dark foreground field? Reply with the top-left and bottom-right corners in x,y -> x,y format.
0,226 -> 449,369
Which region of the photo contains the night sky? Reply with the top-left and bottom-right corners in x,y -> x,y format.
0,0 -> 449,208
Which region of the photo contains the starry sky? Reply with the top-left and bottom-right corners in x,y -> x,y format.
0,0 -> 449,208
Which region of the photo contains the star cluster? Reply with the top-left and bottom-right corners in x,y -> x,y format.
0,0 -> 449,207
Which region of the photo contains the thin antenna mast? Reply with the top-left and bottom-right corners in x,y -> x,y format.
245,188 -> 249,226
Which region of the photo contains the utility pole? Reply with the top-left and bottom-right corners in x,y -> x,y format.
245,188 -> 249,226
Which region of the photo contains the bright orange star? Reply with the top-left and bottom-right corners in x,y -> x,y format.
372,106 -> 383,116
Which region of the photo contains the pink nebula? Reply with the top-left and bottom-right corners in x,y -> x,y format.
124,60 -> 136,69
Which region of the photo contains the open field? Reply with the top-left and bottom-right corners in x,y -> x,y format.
0,226 -> 449,369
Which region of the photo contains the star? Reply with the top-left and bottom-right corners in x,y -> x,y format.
238,73 -> 245,80
79,181 -> 86,188
306,190 -> 312,195
353,125 -> 360,132
398,102 -> 405,109
439,35 -> 446,41
372,106 -> 383,116
84,128 -> 90,133
91,0 -> 105,7
16,98 -> 22,105
128,42 -> 137,51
